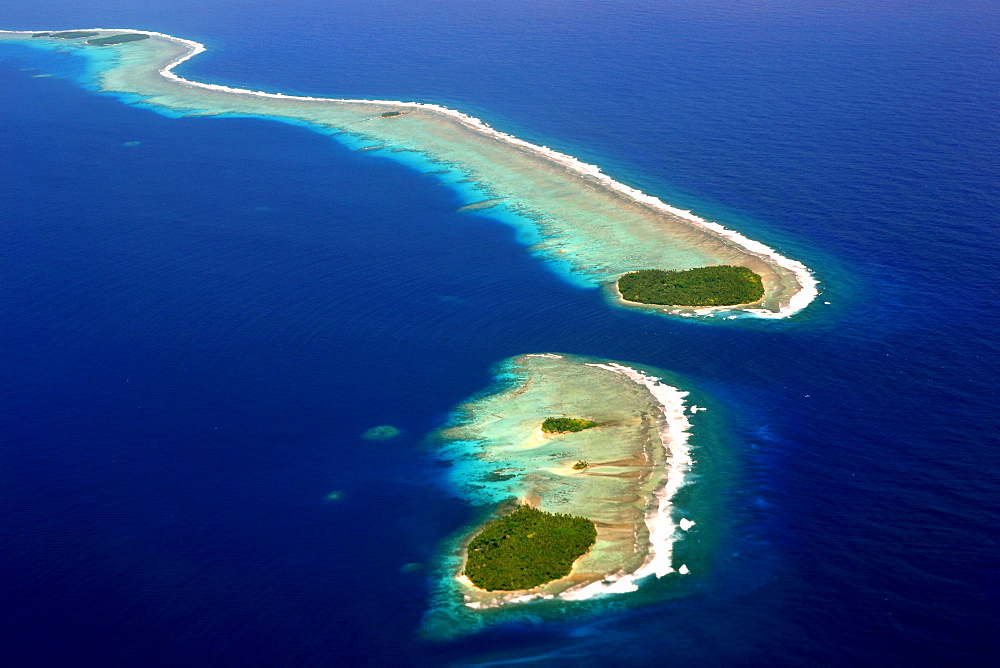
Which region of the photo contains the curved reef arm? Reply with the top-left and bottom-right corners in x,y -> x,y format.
1,28 -> 818,318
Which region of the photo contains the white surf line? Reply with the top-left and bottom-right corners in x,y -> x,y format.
558,362 -> 695,600
2,28 -> 819,318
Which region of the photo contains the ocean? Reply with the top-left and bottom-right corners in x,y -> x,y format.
1,0 -> 998,665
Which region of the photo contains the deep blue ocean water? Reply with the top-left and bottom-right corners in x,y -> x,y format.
1,1 -> 998,665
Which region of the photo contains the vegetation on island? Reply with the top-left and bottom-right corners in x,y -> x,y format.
86,34 -> 150,46
32,33 -> 51,38
50,31 -> 100,39
464,505 -> 597,591
541,417 -> 600,433
617,265 -> 765,306
572,460 -> 590,470
380,111 -> 404,118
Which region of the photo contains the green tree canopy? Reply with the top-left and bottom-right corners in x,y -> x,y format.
465,505 -> 597,591
86,34 -> 151,46
618,265 -> 764,306
541,417 -> 599,433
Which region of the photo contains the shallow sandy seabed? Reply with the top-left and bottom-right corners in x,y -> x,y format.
0,29 -> 818,318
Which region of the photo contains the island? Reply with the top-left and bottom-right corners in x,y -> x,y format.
464,505 -> 597,591
0,28 -> 818,319
618,265 -> 765,307
429,352 -> 698,619
85,33 -> 150,46
540,417 -> 600,433
48,31 -> 100,39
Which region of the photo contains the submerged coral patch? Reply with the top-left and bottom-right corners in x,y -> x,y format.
362,425 -> 401,440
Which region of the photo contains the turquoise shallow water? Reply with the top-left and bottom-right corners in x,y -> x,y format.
0,1 -> 998,665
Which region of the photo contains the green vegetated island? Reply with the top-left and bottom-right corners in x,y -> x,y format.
34,31 -> 98,39
465,505 -> 597,591
540,417 -> 600,433
2,29 -> 816,319
85,34 -> 150,46
32,31 -> 150,45
430,353 -> 695,614
618,265 -> 765,307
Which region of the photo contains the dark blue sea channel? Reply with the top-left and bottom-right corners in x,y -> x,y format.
1,1 -> 998,665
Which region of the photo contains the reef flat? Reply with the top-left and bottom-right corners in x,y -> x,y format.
0,28 -> 817,318
434,353 -> 697,610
